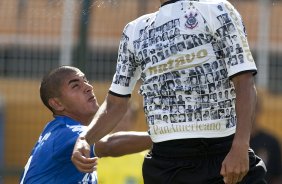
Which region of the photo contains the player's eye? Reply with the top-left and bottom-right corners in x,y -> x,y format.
72,84 -> 79,88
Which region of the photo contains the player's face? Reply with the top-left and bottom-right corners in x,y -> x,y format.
57,71 -> 99,124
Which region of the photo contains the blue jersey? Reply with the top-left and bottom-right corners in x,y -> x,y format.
20,116 -> 97,184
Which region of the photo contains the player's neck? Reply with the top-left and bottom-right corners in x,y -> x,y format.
53,112 -> 94,126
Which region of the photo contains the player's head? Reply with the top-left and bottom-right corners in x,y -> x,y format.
40,66 -> 99,124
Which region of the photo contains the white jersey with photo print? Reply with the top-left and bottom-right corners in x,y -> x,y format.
109,0 -> 257,143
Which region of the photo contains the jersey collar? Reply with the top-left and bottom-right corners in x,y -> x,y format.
161,0 -> 199,7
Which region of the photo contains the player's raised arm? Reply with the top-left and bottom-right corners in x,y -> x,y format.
72,93 -> 130,172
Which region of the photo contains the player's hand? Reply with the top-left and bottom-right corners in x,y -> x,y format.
71,136 -> 98,173
220,143 -> 249,184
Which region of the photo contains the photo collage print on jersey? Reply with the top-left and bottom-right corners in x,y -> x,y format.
113,3 -> 252,131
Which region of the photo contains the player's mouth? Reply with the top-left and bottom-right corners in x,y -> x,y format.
88,96 -> 96,102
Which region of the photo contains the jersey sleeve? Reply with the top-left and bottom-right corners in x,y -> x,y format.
213,1 -> 257,78
109,23 -> 142,96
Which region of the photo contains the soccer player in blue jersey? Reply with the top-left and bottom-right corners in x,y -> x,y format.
20,66 -> 152,184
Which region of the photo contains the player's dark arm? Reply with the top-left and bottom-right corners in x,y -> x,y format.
232,72 -> 257,152
72,93 -> 131,173
95,131 -> 152,157
84,93 -> 130,145
220,72 -> 257,183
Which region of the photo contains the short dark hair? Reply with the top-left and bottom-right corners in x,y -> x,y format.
40,66 -> 81,113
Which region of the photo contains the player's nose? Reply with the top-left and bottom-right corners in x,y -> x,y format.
84,82 -> 93,93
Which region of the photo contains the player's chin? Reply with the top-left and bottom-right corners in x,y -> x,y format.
89,103 -> 99,113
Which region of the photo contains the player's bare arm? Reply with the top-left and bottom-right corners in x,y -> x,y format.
85,93 -> 130,145
220,72 -> 257,184
95,131 -> 152,157
72,93 -> 130,172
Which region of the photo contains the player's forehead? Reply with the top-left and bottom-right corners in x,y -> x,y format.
62,69 -> 86,85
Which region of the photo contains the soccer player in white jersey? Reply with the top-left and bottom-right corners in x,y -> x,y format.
72,1 -> 267,183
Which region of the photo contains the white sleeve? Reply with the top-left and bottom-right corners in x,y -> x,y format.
214,1 -> 257,77
109,23 -> 141,96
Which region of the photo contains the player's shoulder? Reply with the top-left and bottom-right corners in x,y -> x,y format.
124,12 -> 157,31
197,0 -> 235,15
61,116 -> 85,133
46,116 -> 84,133
131,12 -> 156,25
198,0 -> 231,7
200,0 -> 228,3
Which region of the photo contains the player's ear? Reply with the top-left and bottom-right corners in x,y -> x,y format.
48,98 -> 64,112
